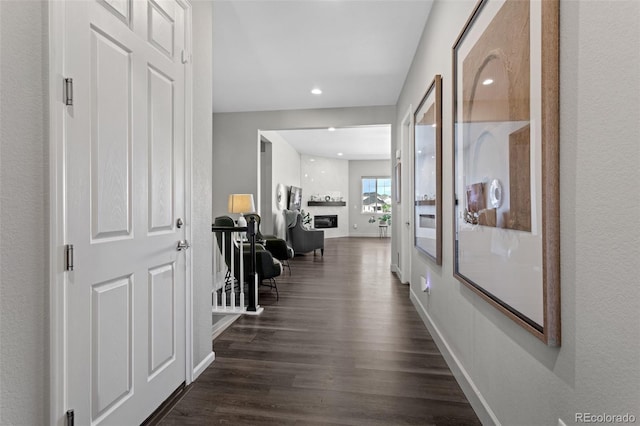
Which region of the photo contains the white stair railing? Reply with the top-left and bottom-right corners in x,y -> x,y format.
211,220 -> 263,315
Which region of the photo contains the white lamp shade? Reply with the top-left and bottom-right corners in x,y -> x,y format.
228,194 -> 255,214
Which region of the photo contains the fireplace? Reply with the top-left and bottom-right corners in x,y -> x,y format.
314,215 -> 338,229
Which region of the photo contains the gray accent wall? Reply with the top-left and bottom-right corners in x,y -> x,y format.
395,1 -> 640,424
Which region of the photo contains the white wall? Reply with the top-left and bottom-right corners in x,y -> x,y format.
191,1 -> 214,375
212,106 -> 396,220
301,155 -> 349,238
0,2 -> 48,424
348,160 -> 392,237
395,1 -> 640,425
262,131 -> 301,239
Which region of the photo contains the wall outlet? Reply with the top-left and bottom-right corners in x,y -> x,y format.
420,275 -> 431,294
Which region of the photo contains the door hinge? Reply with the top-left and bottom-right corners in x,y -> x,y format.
181,50 -> 191,64
65,244 -> 74,271
64,78 -> 73,106
66,409 -> 74,426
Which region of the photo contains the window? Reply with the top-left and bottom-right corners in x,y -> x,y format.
362,177 -> 392,213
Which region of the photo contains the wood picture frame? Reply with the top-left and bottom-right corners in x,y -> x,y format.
414,75 -> 443,264
452,0 -> 560,345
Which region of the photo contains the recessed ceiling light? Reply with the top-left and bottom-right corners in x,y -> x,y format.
482,78 -> 494,86
337,152 -> 343,156
311,88 -> 322,95
328,127 -> 336,131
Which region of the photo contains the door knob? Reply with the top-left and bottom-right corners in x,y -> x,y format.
177,240 -> 190,251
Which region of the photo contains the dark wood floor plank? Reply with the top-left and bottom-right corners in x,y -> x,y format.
160,237 -> 480,425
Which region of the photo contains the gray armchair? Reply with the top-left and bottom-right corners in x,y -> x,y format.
288,212 -> 324,256
244,213 -> 294,274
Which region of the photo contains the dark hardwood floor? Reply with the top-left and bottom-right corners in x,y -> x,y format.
160,237 -> 480,425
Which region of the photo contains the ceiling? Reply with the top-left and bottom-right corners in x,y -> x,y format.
212,0 -> 434,113
212,1 -> 433,160
262,125 -> 392,161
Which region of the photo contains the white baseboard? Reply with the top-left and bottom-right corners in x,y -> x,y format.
348,232 -> 391,238
211,313 -> 240,340
192,314 -> 241,381
397,267 -> 410,284
192,351 -> 215,380
392,264 -> 409,284
409,287 -> 500,426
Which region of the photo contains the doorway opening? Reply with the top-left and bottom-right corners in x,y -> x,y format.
259,125 -> 391,240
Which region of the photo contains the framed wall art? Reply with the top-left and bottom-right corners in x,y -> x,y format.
414,75 -> 442,264
452,0 -> 560,345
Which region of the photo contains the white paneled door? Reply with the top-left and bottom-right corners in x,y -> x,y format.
64,1 -> 189,424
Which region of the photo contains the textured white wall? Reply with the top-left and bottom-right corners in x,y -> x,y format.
191,1 -> 214,374
264,132 -> 301,238
0,1 -> 48,424
348,160 -> 392,237
396,1 -> 640,424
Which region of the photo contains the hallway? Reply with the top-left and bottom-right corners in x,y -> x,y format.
160,237 -> 480,425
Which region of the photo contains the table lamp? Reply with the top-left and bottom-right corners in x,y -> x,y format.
228,194 -> 255,227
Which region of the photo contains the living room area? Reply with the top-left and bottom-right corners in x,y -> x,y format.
260,125 -> 393,242
210,114 -> 400,323
213,108 -> 399,231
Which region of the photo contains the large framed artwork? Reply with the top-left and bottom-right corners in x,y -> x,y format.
452,0 -> 560,345
414,75 -> 442,264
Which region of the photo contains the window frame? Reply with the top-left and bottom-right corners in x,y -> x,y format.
361,176 -> 392,214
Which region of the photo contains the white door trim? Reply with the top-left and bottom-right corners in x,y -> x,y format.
48,1 -> 66,424
400,105 -> 414,285
180,0 -> 194,385
48,2 -> 194,424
